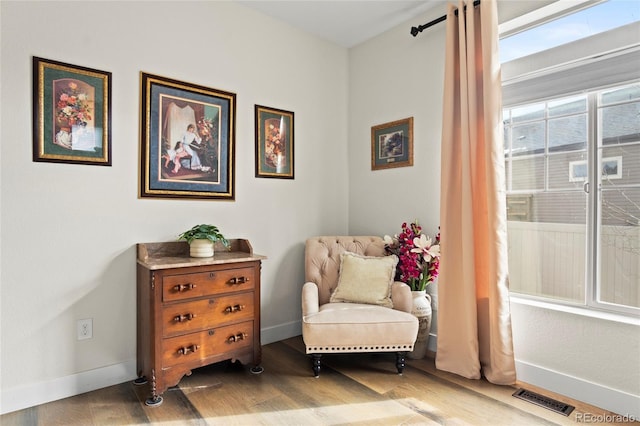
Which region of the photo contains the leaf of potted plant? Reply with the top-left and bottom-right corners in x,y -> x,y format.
178,224 -> 230,258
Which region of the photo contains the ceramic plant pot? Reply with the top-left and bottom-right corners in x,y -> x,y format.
189,239 -> 214,257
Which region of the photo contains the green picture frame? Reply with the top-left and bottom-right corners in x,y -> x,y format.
32,57 -> 112,166
254,105 -> 294,179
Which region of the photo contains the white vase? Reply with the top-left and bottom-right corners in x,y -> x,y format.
426,278 -> 438,311
189,239 -> 214,257
426,280 -> 438,335
407,290 -> 432,360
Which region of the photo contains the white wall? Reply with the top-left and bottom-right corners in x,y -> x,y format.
347,15 -> 444,239
2,0 -> 638,418
347,0 -> 639,419
511,300 -> 640,418
0,0 -> 348,414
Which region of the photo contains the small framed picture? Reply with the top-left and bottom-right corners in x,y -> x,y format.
371,117 -> 413,170
32,57 -> 112,166
255,105 -> 294,179
139,72 -> 236,200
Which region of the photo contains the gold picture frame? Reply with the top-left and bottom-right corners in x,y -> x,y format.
371,117 -> 413,170
254,105 -> 294,179
139,72 -> 236,200
32,57 -> 112,166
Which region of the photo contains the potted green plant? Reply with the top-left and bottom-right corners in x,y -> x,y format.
178,224 -> 230,258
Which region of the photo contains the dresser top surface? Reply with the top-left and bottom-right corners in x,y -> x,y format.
137,240 -> 266,270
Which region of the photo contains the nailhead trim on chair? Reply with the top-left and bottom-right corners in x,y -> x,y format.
306,344 -> 414,353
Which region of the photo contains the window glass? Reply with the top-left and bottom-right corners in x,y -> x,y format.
548,114 -> 587,152
512,122 -> 545,156
548,96 -> 586,117
599,187 -> 640,308
601,102 -> 640,144
601,83 -> 640,105
512,103 -> 544,123
511,157 -> 544,191
500,0 -> 640,63
505,83 -> 640,313
548,151 -> 587,190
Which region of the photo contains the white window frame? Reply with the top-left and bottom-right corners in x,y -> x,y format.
500,2 -> 640,317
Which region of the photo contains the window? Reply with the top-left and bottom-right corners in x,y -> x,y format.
504,83 -> 640,314
500,0 -> 640,315
500,0 -> 640,63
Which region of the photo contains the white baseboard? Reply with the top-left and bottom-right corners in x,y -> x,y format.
0,322 -> 304,415
0,360 -> 137,415
0,326 -> 435,416
516,359 -> 640,419
261,320 -> 302,345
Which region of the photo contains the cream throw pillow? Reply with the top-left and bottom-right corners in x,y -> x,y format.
330,252 -> 398,308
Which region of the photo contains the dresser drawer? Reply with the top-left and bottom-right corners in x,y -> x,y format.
162,266 -> 255,302
162,320 -> 254,368
162,292 -> 254,337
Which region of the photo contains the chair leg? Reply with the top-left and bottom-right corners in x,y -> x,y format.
396,352 -> 407,375
311,354 -> 322,377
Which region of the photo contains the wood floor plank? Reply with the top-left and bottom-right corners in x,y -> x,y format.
407,354 -> 634,426
1,336 -> 636,425
86,382 -> 150,425
317,350 -> 553,425
184,341 -> 421,425
131,377 -> 206,425
35,392 -> 94,426
0,406 -> 38,426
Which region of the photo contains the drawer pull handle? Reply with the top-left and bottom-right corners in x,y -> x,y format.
227,332 -> 248,343
177,344 -> 199,355
173,313 -> 196,322
225,304 -> 245,313
173,283 -> 196,292
228,277 -> 249,285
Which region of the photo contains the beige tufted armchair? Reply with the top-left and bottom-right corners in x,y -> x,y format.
302,236 -> 419,377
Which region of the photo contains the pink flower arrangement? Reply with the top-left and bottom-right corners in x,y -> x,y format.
384,221 -> 441,291
56,81 -> 92,127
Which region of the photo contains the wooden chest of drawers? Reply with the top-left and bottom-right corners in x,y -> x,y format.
136,240 -> 266,406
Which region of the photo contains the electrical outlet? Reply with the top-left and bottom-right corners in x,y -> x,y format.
77,318 -> 93,340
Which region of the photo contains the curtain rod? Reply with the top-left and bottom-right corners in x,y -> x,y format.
410,0 -> 481,37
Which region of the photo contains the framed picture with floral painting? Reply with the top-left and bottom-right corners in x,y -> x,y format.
139,72 -> 236,200
371,117 -> 413,170
32,57 -> 112,166
254,105 -> 294,179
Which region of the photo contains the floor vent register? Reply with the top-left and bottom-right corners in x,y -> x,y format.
512,388 -> 575,416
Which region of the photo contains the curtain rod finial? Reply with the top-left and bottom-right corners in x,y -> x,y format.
410,26 -> 420,37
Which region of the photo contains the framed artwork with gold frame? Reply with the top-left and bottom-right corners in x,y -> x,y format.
254,104 -> 294,179
32,56 -> 112,166
371,117 -> 413,170
139,72 -> 236,200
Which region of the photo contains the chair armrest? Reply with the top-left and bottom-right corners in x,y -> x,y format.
302,282 -> 320,317
391,281 -> 412,313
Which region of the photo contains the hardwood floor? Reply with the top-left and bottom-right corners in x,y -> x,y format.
1,336 -> 635,425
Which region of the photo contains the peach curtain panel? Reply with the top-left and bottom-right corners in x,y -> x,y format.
435,0 -> 516,385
